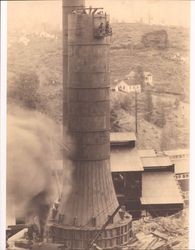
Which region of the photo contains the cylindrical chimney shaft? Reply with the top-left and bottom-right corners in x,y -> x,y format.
62,0 -> 85,127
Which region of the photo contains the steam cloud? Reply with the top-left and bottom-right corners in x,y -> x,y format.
7,106 -> 68,232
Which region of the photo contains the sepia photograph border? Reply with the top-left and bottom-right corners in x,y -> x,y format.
1,1 -> 195,249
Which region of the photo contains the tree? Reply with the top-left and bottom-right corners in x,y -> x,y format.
161,123 -> 178,150
110,109 -> 121,132
120,95 -> 132,113
9,71 -> 40,109
154,104 -> 166,128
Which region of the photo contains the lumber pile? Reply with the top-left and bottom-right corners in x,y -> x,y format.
127,209 -> 188,250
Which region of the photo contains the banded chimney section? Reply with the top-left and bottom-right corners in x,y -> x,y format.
62,0 -> 85,126
50,3 -> 132,249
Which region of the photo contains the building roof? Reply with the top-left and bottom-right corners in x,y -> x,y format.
138,149 -> 156,157
141,156 -> 172,168
111,147 -> 143,172
110,132 -> 136,145
144,71 -> 152,76
141,172 -> 184,205
172,158 -> 189,174
117,80 -> 128,86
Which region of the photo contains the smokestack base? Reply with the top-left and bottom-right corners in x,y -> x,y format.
48,213 -> 132,249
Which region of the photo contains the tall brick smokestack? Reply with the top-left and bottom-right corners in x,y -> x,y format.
49,1 -> 132,249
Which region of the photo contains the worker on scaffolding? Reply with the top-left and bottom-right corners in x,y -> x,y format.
98,22 -> 104,36
105,21 -> 112,35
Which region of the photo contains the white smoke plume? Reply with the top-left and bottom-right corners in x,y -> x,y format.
7,105 -> 72,231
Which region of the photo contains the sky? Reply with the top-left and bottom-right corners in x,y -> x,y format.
8,0 -> 190,32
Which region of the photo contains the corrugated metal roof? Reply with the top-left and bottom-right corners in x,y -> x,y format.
141,172 -> 183,205
111,147 -> 143,172
141,156 -> 172,168
172,159 -> 189,173
110,132 -> 136,143
138,149 -> 156,157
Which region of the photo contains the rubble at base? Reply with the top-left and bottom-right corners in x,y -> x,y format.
7,209 -> 188,250
126,209 -> 188,250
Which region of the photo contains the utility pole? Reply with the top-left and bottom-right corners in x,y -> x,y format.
127,36 -> 133,56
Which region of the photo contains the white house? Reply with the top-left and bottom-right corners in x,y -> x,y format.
114,80 -> 141,93
129,84 -> 141,93
39,31 -> 56,39
144,72 -> 153,86
114,80 -> 130,93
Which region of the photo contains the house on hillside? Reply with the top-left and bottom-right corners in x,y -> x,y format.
130,84 -> 141,93
114,80 -> 130,93
113,80 -> 141,94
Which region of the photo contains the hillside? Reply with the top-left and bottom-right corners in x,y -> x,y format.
110,23 -> 189,99
111,23 -> 189,52
7,22 -> 189,150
